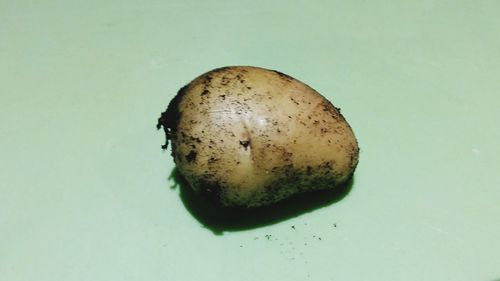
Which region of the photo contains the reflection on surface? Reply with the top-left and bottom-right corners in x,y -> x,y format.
168,168 -> 354,235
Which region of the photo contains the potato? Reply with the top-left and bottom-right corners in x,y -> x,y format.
157,66 -> 359,208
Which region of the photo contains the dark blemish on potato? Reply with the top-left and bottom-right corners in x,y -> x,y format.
157,85 -> 188,149
320,101 -> 344,121
200,89 -> 209,96
313,120 -> 320,125
350,147 -> 360,168
246,86 -> 252,90
219,94 -> 226,100
208,157 -> 218,164
321,128 -> 328,134
239,140 -> 251,150
221,75 -> 231,85
203,75 -> 213,86
282,151 -> 293,162
185,150 -> 197,163
189,136 -> 202,143
202,171 -> 215,178
306,166 -> 312,176
272,70 -> 293,82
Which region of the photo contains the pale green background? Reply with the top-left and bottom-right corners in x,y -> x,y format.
1,0 -> 499,280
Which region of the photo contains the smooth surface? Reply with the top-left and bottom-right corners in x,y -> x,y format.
1,1 -> 499,280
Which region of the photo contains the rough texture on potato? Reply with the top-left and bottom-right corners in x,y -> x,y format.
158,66 -> 359,208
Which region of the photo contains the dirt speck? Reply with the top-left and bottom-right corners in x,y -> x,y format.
239,140 -> 251,150
185,150 -> 197,162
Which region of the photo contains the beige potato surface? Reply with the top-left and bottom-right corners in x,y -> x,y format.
158,66 -> 359,207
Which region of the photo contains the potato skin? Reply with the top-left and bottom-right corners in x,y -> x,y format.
158,66 -> 359,207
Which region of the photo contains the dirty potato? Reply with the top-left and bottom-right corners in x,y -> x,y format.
157,66 -> 359,208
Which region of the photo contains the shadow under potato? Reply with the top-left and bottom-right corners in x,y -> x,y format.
169,168 -> 354,235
